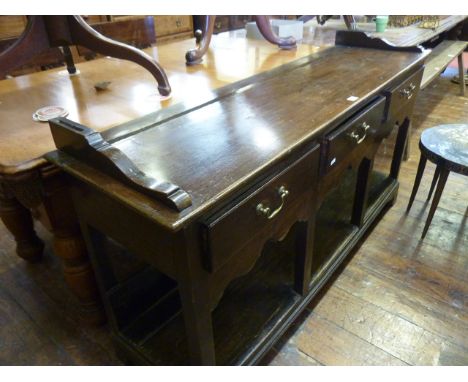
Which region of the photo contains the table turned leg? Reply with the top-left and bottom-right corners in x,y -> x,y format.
421,166 -> 450,239
406,151 -> 427,213
41,172 -> 105,325
0,186 -> 44,262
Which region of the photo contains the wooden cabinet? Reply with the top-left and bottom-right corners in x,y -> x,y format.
153,16 -> 193,43
47,42 -> 427,365
193,16 -> 253,35
85,16 -> 194,43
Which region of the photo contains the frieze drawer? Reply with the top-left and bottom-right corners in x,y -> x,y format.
383,66 -> 424,123
322,96 -> 386,174
200,144 -> 320,273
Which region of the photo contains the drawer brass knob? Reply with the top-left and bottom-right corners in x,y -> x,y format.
348,122 -> 370,144
256,186 -> 289,219
399,83 -> 416,99
176,19 -> 182,27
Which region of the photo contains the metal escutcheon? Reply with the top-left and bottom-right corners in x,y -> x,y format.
256,186 -> 289,219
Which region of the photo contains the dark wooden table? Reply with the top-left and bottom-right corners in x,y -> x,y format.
407,124 -> 468,238
46,33 -> 428,364
0,32 -> 322,325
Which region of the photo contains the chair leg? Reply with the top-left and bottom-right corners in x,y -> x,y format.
185,15 -> 215,65
427,165 -> 441,201
406,152 -> 427,213
421,166 -> 449,239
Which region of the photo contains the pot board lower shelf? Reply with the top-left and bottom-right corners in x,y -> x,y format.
109,170 -> 398,365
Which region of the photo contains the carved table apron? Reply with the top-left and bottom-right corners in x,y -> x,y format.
46,38 -> 428,365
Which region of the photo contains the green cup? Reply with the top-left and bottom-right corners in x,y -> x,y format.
375,16 -> 389,32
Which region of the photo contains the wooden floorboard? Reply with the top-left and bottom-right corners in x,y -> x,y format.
0,42 -> 466,365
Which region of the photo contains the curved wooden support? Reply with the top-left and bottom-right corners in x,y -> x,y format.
185,15 -> 216,66
49,118 -> 192,211
67,16 -> 171,96
343,15 -> 357,30
254,16 -> 297,50
0,16 -> 49,78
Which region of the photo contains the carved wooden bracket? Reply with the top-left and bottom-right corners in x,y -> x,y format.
48,118 -> 192,211
335,30 -> 425,53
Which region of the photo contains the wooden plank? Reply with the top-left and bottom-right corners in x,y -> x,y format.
0,282 -> 74,365
261,343 -> 322,366
295,313 -> 407,365
0,242 -> 123,365
334,265 -> 468,351
421,40 -> 468,89
354,243 -> 468,316
310,287 -> 468,365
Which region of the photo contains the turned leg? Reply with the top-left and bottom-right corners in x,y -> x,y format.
254,16 -> 297,49
66,16 -> 171,96
41,172 -> 105,325
406,152 -> 427,213
352,157 -> 374,227
421,166 -> 450,239
427,164 -> 441,201
294,217 -> 315,296
458,53 -> 466,96
185,15 -> 216,65
390,117 -> 411,180
0,186 -> 44,262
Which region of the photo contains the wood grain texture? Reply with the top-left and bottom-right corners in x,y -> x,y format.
0,30 -> 322,174
47,45 -> 426,232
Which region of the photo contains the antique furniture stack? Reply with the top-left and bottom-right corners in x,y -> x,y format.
45,31 -> 429,364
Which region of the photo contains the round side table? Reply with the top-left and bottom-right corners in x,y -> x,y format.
406,124 -> 468,239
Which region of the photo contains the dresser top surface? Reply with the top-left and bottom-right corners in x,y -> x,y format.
0,30 -> 324,175
49,44 -> 428,230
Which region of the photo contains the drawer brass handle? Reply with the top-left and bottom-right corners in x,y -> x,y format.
256,186 -> 289,219
176,19 -> 182,27
399,83 -> 416,99
348,122 -> 370,144
215,22 -> 222,29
